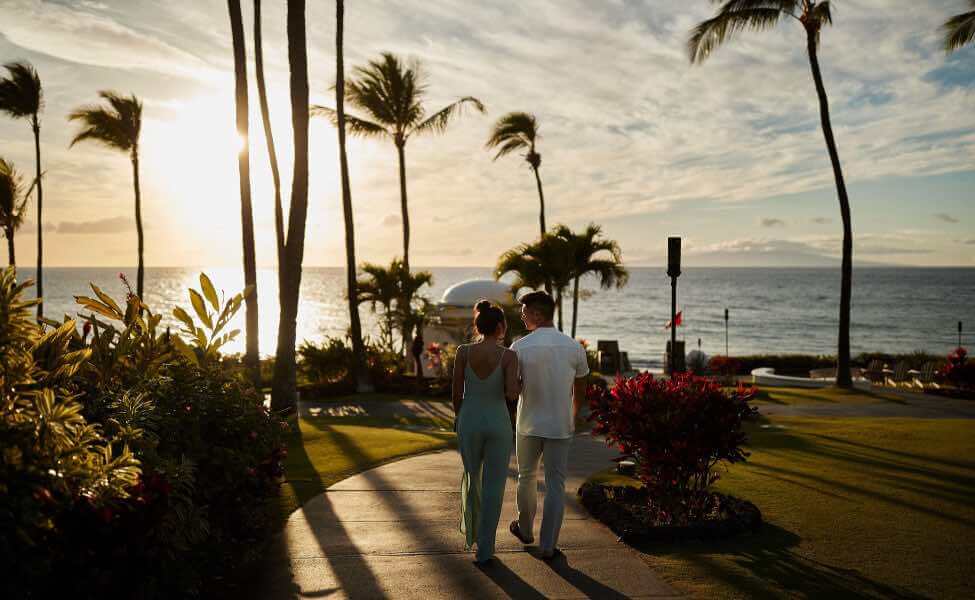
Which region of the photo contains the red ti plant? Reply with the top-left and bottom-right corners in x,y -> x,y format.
943,347 -> 975,391
588,372 -> 758,525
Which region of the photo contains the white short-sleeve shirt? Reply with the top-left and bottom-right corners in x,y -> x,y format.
511,327 -> 590,439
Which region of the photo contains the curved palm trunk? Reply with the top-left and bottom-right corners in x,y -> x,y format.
396,142 -> 410,272
556,287 -> 564,331
229,0 -> 260,386
272,0 -> 310,412
807,31 -> 853,389
132,151 -> 144,298
570,275 -> 579,338
6,226 -> 14,266
254,0 -> 284,264
32,118 -> 42,318
532,165 -> 546,237
336,0 -> 372,393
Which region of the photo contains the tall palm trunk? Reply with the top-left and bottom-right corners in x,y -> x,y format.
396,141 -> 410,272
229,0 -> 260,385
532,166 -> 546,238
556,287 -> 563,331
272,0 -> 310,412
254,0 -> 284,264
336,0 -> 372,393
806,29 -> 853,389
32,117 -> 42,318
131,150 -> 144,298
6,226 -> 14,266
570,275 -> 580,338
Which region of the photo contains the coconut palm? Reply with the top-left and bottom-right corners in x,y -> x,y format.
272,0 -> 311,411
944,1 -> 975,52
554,224 -> 629,338
334,0 -> 371,391
496,233 -> 573,331
0,158 -> 30,266
486,112 -> 548,238
253,0 -> 284,261
689,0 -> 855,388
0,62 -> 44,316
228,0 -> 260,385
357,259 -> 433,354
310,52 -> 485,274
69,92 -> 146,298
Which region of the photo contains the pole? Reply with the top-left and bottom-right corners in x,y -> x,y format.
670,276 -> 677,375
960,321 -> 964,348
724,308 -> 729,357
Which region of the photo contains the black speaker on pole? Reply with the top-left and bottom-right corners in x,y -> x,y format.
667,237 -> 681,278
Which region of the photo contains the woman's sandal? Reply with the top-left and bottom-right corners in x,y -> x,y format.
509,520 -> 534,544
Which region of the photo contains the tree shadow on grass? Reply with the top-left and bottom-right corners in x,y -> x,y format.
634,523 -> 926,600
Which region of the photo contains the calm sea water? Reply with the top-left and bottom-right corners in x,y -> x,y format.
14,267 -> 975,369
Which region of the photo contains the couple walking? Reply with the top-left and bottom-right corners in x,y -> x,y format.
451,291 -> 590,565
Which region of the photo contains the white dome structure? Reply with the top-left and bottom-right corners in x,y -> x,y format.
439,279 -> 514,308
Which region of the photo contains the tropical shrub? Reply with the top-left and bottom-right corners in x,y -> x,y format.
943,347 -> 975,391
707,355 -> 741,379
297,336 -> 406,397
587,372 -> 757,525
3,271 -> 286,599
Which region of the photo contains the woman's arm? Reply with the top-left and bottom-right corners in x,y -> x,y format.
503,349 -> 521,403
451,345 -> 467,416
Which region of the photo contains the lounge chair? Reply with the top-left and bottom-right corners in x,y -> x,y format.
865,360 -> 885,385
597,340 -> 621,374
913,362 -> 940,390
885,362 -> 911,388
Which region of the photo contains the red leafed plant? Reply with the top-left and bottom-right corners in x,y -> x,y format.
588,372 -> 758,525
943,347 -> 975,390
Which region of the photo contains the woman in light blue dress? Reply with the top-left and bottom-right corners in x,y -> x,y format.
452,300 -> 520,565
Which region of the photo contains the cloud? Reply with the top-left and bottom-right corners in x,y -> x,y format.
760,218 -> 786,228
382,214 -> 401,227
811,217 -> 833,225
966,239 -> 975,245
935,213 -> 959,223
56,216 -> 133,234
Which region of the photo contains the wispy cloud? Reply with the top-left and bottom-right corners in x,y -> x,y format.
811,217 -> 833,225
935,213 -> 959,223
56,216 -> 133,234
760,218 -> 786,228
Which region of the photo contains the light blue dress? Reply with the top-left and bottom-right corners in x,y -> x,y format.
457,347 -> 513,562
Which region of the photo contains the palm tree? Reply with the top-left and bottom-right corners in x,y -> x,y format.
334,0 -> 371,392
496,233 -> 572,331
357,259 -> 433,354
689,0 -> 855,388
228,0 -> 260,385
486,112 -> 548,238
944,1 -> 975,52
310,52 -> 485,274
69,92 -> 146,298
0,62 -> 44,316
553,224 -> 629,338
253,0 -> 284,262
0,158 -> 29,266
272,0 -> 311,412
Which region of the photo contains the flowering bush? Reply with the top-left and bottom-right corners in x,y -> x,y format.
588,372 -> 758,525
2,271 -> 286,599
943,347 -> 975,390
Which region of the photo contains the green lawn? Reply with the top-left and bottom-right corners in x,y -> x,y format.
748,385 -> 908,406
303,392 -> 450,404
277,415 -> 455,523
621,416 -> 975,599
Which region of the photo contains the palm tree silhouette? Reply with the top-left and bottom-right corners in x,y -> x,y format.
228,0 -> 260,384
357,259 -> 432,354
334,0 -> 372,392
486,112 -> 548,238
253,0 -> 284,263
69,92 -> 146,298
944,1 -> 975,52
0,62 -> 44,316
0,158 -> 30,266
554,224 -> 628,338
272,0 -> 311,411
311,52 -> 485,274
496,234 -> 573,331
689,0 -> 855,388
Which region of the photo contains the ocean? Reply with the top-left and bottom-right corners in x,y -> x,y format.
12,266 -> 975,369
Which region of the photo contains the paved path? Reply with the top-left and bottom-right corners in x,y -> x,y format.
758,389 -> 975,419
299,398 -> 453,424
259,433 -> 678,599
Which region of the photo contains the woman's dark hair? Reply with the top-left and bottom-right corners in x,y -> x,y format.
474,299 -> 506,336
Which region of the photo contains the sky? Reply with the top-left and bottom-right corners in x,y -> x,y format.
0,0 -> 973,268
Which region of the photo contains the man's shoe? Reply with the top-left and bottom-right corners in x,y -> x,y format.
540,548 -> 564,561
509,520 -> 534,544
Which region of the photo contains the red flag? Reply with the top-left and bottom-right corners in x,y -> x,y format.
665,311 -> 683,329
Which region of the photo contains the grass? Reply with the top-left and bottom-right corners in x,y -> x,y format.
602,416 -> 975,599
748,385 -> 908,406
277,414 -> 455,523
304,392 -> 450,404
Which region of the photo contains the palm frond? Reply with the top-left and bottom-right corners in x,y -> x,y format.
310,104 -> 390,139
0,61 -> 42,119
0,157 -> 22,218
688,7 -> 784,63
412,96 -> 485,137
944,6 -> 975,53
486,111 -> 538,160
346,52 -> 426,131
68,91 -> 142,152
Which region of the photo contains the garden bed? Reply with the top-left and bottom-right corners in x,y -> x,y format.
578,479 -> 762,543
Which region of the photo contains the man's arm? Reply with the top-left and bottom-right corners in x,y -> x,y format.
572,376 -> 588,423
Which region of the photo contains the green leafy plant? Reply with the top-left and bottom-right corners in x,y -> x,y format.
171,273 -> 253,368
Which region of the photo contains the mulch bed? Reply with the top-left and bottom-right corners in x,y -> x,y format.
578,482 -> 762,543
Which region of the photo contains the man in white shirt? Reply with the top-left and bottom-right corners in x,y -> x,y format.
508,290 -> 590,559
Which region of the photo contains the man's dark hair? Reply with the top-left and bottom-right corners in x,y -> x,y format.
520,290 -> 556,321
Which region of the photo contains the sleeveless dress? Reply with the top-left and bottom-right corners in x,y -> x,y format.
457,347 -> 514,562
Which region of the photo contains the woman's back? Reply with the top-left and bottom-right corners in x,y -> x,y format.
460,344 -> 510,422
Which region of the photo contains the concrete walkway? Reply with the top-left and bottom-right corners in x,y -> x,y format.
259,433 -> 678,599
